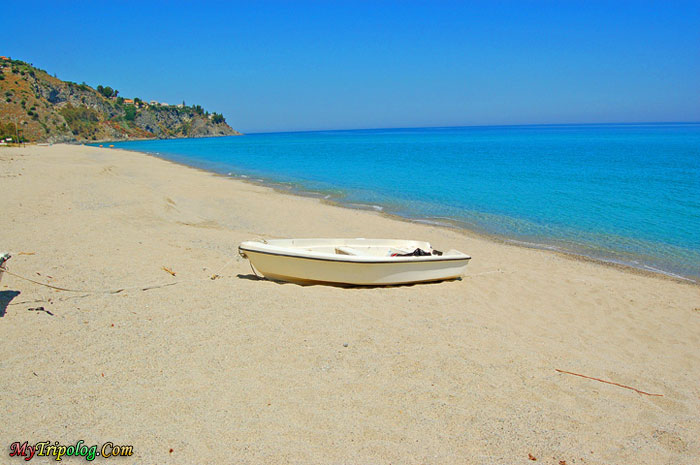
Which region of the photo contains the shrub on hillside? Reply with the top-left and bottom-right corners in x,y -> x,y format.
124,105 -> 136,121
0,122 -> 17,139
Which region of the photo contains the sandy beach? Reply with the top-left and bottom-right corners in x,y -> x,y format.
1,143 -> 698,464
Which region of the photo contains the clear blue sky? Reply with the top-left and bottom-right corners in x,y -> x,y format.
3,1 -> 699,133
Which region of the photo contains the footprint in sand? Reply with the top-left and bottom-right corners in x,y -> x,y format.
652,429 -> 687,453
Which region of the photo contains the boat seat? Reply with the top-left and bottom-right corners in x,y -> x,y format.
335,246 -> 364,256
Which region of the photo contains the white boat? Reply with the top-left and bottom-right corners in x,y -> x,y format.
238,238 -> 470,285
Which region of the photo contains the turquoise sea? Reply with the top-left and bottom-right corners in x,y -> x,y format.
103,123 -> 700,281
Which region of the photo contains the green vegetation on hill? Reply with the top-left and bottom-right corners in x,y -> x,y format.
124,105 -> 136,121
0,57 -> 240,142
59,105 -> 101,139
96,85 -> 118,98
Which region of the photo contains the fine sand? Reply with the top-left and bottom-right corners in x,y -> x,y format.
1,144 -> 698,464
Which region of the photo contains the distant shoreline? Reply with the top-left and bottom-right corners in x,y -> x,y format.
76,132 -> 244,145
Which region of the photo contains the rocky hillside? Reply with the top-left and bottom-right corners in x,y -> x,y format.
0,58 -> 240,143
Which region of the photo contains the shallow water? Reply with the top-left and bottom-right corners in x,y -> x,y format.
104,123 -> 700,281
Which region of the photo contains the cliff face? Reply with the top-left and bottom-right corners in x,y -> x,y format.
0,58 -> 240,143
132,106 -> 236,139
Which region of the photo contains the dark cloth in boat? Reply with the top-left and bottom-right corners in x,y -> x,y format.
392,248 -> 443,257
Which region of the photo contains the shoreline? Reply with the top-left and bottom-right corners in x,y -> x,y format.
64,132 -> 245,145
105,143 -> 699,286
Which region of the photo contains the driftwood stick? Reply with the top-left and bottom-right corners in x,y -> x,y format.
555,369 -> 663,397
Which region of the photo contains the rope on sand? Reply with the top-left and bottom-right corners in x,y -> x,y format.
1,266 -> 181,294
0,250 -> 243,297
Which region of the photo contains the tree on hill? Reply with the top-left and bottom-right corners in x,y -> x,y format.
96,85 -> 118,98
0,121 -> 19,140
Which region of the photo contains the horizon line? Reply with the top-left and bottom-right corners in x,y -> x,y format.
244,120 -> 700,136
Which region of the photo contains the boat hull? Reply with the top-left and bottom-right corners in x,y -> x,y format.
240,248 -> 470,285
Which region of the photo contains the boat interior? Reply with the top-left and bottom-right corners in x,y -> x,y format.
252,239 -> 467,259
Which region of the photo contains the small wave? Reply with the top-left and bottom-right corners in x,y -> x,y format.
346,203 -> 385,212
411,218 -> 453,227
642,264 -> 697,282
506,240 -> 698,282
507,239 -> 563,252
